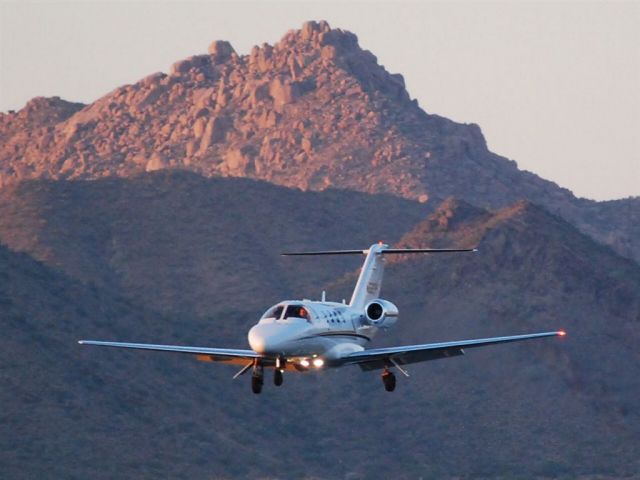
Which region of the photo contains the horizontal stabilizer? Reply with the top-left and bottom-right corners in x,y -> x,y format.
282,247 -> 477,256
281,249 -> 365,256
381,248 -> 477,254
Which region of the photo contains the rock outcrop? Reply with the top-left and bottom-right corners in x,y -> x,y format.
0,20 -> 478,199
0,21 -> 637,262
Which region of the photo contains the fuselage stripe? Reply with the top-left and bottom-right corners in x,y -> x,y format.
312,331 -> 372,341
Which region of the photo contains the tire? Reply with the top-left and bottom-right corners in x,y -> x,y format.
251,375 -> 263,394
274,369 -> 283,386
382,371 -> 396,392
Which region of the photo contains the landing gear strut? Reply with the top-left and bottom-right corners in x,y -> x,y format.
274,356 -> 284,386
251,360 -> 264,394
382,369 -> 396,392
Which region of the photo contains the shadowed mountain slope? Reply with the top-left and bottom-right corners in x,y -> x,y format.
0,175 -> 638,478
0,171 -> 430,317
0,21 -> 637,262
322,199 -> 640,476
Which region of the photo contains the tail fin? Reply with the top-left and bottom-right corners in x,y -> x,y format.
349,243 -> 387,309
282,243 -> 476,310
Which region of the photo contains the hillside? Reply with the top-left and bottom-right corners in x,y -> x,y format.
0,174 -> 638,478
0,171 -> 429,318
0,21 -> 638,262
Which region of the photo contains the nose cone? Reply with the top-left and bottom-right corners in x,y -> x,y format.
248,324 -> 268,353
248,322 -> 304,354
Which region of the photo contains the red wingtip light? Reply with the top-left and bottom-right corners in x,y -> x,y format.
558,330 -> 567,336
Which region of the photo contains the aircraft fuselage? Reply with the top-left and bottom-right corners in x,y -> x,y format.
248,300 -> 381,367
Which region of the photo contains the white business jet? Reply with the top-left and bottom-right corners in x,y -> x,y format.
79,243 -> 565,394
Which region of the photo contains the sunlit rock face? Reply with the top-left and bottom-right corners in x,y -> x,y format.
0,20 -> 638,262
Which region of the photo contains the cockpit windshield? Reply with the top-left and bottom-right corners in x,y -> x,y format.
260,303 -> 311,322
261,305 -> 284,320
284,304 -> 310,321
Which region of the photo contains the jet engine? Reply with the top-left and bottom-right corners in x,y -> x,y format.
364,299 -> 399,329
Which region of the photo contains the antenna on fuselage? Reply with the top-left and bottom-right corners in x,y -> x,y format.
321,290 -> 326,302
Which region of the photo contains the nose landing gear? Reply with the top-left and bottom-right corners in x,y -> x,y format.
381,369 -> 396,392
250,359 -> 285,393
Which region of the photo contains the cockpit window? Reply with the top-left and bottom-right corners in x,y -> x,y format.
284,304 -> 310,321
261,305 -> 284,320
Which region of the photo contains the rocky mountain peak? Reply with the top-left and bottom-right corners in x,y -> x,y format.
0,20 -> 424,192
0,21 -> 637,263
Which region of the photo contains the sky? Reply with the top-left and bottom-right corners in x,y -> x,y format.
1,1 -> 638,201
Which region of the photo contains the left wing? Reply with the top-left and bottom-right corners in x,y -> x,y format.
78,340 -> 261,365
339,331 -> 565,371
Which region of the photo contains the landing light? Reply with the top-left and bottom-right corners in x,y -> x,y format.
300,359 -> 310,367
313,358 -> 324,368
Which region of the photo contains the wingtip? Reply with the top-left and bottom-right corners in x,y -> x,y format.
78,340 -> 85,344
472,248 -> 479,252
558,330 -> 567,337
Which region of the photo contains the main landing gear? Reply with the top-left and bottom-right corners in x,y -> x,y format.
251,361 -> 264,394
274,368 -> 283,387
381,369 -> 396,392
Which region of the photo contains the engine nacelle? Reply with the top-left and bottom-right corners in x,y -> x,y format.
364,299 -> 399,329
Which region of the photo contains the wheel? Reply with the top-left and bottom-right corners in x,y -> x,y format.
251,375 -> 263,394
274,369 -> 283,386
382,371 -> 396,392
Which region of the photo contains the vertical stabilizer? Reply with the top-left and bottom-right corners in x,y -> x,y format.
349,243 -> 387,309
281,244 -> 476,310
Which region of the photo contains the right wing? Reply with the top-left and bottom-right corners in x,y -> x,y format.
78,340 -> 261,365
339,331 -> 565,371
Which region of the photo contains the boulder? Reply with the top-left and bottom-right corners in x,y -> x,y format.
224,148 -> 249,172
145,152 -> 168,172
269,78 -> 299,109
216,79 -> 228,108
300,21 -> 321,41
198,117 -> 228,154
288,54 -> 302,79
257,110 -> 279,129
248,82 -> 270,108
301,137 -> 313,155
319,29 -> 359,52
170,59 -> 192,75
208,40 -> 236,63
185,141 -> 196,158
193,117 -> 206,139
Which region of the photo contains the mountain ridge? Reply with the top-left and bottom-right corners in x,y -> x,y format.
0,20 -> 638,262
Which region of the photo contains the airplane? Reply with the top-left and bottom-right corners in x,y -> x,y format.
79,243 -> 566,394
